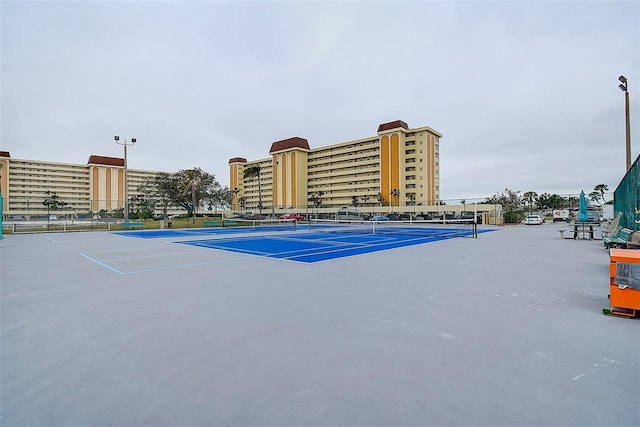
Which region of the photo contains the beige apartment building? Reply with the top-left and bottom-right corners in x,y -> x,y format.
0,151 -> 164,219
229,120 -> 443,216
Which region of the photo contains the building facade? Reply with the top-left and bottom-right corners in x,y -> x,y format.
229,120 -> 443,216
0,151 -> 165,219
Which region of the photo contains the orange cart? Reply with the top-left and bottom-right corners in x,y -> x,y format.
606,249 -> 640,317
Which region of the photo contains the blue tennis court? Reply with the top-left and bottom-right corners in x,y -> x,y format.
178,227 -> 493,263
115,222 -> 493,263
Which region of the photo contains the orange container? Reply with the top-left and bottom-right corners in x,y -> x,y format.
608,249 -> 640,316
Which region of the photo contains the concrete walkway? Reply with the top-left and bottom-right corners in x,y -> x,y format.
1,224 -> 638,426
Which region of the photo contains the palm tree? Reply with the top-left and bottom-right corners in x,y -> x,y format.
181,169 -> 201,224
243,165 -> 262,214
408,193 -> 416,216
308,191 -> 324,219
522,191 -> 538,215
42,190 -> 60,229
594,184 -> 609,205
361,195 -> 370,216
390,189 -> 400,215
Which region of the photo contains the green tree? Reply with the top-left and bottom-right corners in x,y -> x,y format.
205,184 -> 232,214
130,194 -> 154,220
522,191 -> 538,214
138,172 -> 180,219
484,188 -> 524,224
408,193 -> 416,216
308,191 -> 324,218
42,191 -> 62,228
537,193 -> 569,210
351,196 -> 360,208
590,184 -> 609,206
176,168 -> 216,223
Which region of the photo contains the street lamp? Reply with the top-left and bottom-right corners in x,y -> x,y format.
114,135 -> 136,223
618,76 -> 631,171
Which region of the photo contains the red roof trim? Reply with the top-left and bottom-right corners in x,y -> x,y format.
269,137 -> 310,154
377,120 -> 409,132
87,155 -> 125,167
228,157 -> 247,164
0,151 -> 10,158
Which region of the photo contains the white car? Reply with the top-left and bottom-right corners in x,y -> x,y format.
523,215 -> 544,225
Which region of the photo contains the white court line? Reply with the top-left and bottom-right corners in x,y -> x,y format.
100,249 -> 209,262
79,252 -> 125,274
123,255 -> 255,274
81,245 -> 256,275
283,235 -> 440,261
82,245 -> 173,255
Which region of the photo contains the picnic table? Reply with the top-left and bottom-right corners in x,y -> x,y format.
572,222 -> 595,240
559,222 -> 596,240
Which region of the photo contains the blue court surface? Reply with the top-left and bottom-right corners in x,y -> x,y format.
115,224 -> 493,263
115,224 -> 296,239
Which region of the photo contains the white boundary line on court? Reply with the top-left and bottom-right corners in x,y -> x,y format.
80,247 -> 258,275
122,256 -> 256,274
178,232 -> 446,263
79,252 -> 126,274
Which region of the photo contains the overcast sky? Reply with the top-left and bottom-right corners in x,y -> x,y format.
2,0 -> 638,201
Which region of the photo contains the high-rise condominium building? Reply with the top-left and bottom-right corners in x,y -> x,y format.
0,151 -> 164,218
228,120 -> 442,215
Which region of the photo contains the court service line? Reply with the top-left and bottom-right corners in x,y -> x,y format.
79,252 -> 126,274
123,255 -> 256,274
100,248 -> 211,262
83,245 -> 174,255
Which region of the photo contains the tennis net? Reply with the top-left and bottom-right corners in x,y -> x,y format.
222,217 -> 298,231
307,218 -> 478,238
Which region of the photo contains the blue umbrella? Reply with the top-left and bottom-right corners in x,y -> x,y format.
578,190 -> 589,222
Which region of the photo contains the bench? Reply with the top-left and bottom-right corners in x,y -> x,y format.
204,220 -> 221,227
602,225 -> 621,240
221,219 -> 237,226
122,222 -> 144,230
604,227 -> 634,249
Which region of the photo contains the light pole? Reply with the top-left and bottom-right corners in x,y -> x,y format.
618,76 -> 631,171
114,136 -> 136,223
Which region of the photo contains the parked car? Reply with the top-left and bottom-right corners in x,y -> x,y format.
370,215 -> 390,222
523,215 -> 544,225
245,214 -> 267,220
280,213 -> 304,221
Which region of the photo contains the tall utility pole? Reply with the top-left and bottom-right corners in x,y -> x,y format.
618,76 -> 631,171
114,136 -> 136,223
